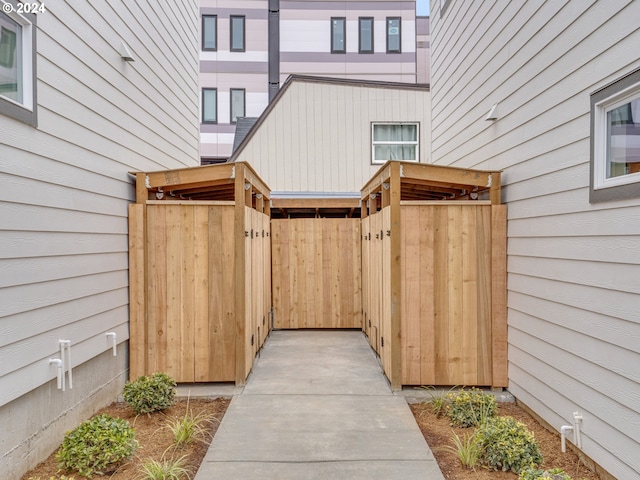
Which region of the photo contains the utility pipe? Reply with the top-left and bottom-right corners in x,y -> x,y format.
106,332 -> 117,356
573,412 -> 583,449
560,425 -> 574,453
59,340 -> 72,389
49,358 -> 63,390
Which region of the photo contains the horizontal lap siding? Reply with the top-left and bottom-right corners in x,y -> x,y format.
431,0 -> 640,477
0,0 -> 199,407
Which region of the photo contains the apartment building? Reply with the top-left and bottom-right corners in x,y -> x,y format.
199,0 -> 421,163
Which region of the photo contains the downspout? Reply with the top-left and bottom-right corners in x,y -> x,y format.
268,0 -> 280,102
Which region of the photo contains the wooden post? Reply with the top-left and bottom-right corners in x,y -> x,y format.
130,172 -> 149,380
234,164 -> 248,385
490,171 -> 502,205
491,204 -> 508,387
389,162 -> 402,391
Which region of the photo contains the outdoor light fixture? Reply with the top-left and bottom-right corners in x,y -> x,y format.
485,103 -> 498,121
119,40 -> 135,62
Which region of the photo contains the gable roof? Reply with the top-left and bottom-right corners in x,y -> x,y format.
227,74 -> 430,162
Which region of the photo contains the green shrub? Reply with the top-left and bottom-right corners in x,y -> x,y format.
446,387 -> 497,427
474,415 -> 543,474
56,414 -> 138,478
519,467 -> 573,480
123,372 -> 177,415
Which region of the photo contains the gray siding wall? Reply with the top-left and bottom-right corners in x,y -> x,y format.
233,78 -> 430,192
0,1 -> 199,476
430,1 -> 640,478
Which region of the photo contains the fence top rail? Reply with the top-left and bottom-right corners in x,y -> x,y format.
360,160 -> 502,205
131,161 -> 270,204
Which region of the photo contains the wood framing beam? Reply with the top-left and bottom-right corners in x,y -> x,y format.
144,163 -> 236,190
136,172 -> 149,203
401,162 -> 497,192
271,197 -> 361,209
389,161 -> 402,391
491,205 -> 508,387
234,163 -> 247,386
242,162 -> 270,202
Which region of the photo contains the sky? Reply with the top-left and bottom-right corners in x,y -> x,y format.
416,0 -> 430,16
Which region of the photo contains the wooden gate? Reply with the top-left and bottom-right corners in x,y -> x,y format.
361,161 -> 507,390
128,162 -> 272,385
271,218 -> 362,329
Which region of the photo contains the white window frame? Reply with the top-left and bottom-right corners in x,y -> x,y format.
371,122 -> 419,165
590,68 -> 640,202
0,2 -> 36,126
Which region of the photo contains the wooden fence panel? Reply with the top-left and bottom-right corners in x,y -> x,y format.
400,204 -> 494,386
130,204 -> 238,383
272,218 -> 362,329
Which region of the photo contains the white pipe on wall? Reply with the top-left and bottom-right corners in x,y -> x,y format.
106,332 -> 117,356
573,412 -> 583,449
59,340 -> 73,389
49,358 -> 63,390
560,425 -> 574,453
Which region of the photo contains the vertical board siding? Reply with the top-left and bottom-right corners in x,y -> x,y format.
234,80 -> 430,193
271,218 -> 362,329
431,0 -> 640,477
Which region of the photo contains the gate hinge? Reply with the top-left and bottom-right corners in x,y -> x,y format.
381,336 -> 384,347
251,334 -> 254,346
245,230 -> 249,237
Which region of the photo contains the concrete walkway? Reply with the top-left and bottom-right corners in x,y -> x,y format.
193,330 -> 445,480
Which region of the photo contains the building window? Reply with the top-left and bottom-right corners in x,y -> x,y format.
331,17 -> 345,54
230,15 -> 245,52
202,88 -> 217,124
230,88 -> 245,124
359,17 -> 374,54
202,15 -> 217,51
590,68 -> 640,202
0,6 -> 37,126
386,17 -> 401,53
372,123 -> 419,164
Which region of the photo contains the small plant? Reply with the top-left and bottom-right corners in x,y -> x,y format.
123,372 -> 177,415
519,467 -> 573,480
446,387 -> 497,427
420,386 -> 451,418
166,407 -> 216,447
474,415 -> 543,474
440,430 -> 483,469
56,413 -> 138,478
138,455 -> 190,480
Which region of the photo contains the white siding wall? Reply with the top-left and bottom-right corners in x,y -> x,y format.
0,0 -> 199,476
430,1 -> 640,478
233,78 -> 430,192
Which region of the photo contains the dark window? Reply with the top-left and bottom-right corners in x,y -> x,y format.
386,17 -> 401,53
202,15 -> 217,51
0,8 -> 37,127
230,15 -> 245,52
359,17 -> 374,54
331,17 -> 346,53
202,88 -> 217,124
230,88 -> 245,124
